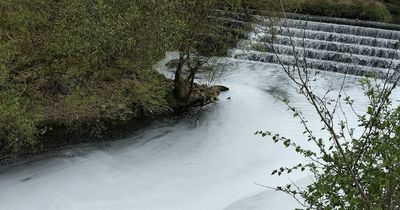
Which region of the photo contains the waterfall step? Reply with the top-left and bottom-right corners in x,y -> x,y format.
237,41 -> 400,69
255,27 -> 400,49
268,18 -> 400,40
249,35 -> 400,60
230,49 -> 395,78
210,12 -> 400,40
211,9 -> 400,31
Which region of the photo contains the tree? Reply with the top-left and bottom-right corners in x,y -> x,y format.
171,0 -> 240,103
172,0 -> 215,101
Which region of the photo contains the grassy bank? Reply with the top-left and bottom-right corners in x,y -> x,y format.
0,0 -> 240,160
234,0 -> 392,22
381,0 -> 400,24
0,0 -> 184,158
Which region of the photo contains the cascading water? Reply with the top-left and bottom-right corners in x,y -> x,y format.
229,15 -> 400,78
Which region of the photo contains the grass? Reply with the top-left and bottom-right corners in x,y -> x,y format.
0,0 -> 181,158
239,0 -> 392,22
380,0 -> 400,23
0,91 -> 39,155
0,67 -> 173,159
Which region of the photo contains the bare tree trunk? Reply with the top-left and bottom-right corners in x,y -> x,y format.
173,50 -> 190,101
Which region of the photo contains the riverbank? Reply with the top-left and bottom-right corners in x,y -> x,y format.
0,1 -> 241,160
0,69 -> 169,162
0,65 -> 229,164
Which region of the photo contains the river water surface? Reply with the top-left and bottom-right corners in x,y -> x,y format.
2,56 -> 395,210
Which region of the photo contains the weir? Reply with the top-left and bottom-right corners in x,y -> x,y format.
222,12 -> 400,78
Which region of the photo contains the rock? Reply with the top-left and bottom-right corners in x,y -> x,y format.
189,84 -> 229,106
168,83 -> 230,109
213,85 -> 230,92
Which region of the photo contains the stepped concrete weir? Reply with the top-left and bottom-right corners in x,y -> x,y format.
224,12 -> 400,79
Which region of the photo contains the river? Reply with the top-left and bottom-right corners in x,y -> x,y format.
0,56 -> 390,210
